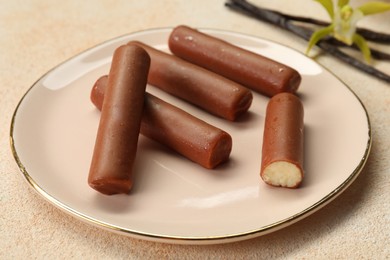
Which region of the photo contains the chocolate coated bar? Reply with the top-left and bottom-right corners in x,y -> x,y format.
261,93 -> 304,188
88,44 -> 150,195
128,41 -> 253,121
91,75 -> 233,169
168,25 -> 301,97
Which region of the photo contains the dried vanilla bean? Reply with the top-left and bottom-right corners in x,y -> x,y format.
268,9 -> 390,43
225,0 -> 390,83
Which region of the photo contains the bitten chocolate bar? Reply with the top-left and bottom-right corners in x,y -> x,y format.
260,93 -> 304,188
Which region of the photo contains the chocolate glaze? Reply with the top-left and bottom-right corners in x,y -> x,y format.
127,41 -> 253,121
91,75 -> 232,169
261,93 -> 304,187
88,44 -> 150,195
168,25 -> 301,97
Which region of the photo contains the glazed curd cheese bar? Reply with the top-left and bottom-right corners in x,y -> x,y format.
261,92 -> 304,188
88,44 -> 150,195
128,41 -> 253,121
168,25 -> 301,97
91,75 -> 233,169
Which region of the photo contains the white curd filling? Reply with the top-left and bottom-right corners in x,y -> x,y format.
262,161 -> 302,187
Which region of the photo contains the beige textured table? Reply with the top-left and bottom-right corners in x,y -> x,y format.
1,0 -> 389,258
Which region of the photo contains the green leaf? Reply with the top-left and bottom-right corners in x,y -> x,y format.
338,0 -> 349,8
314,0 -> 334,18
352,33 -> 371,63
357,2 -> 390,15
306,25 -> 334,55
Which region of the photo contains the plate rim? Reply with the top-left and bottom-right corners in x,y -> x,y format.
9,27 -> 372,244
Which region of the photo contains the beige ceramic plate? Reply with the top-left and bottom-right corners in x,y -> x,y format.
10,28 -> 371,244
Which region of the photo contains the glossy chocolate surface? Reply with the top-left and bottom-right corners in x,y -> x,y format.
88,45 -> 150,195
91,75 -> 232,169
169,25 -> 301,97
128,41 -> 253,121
